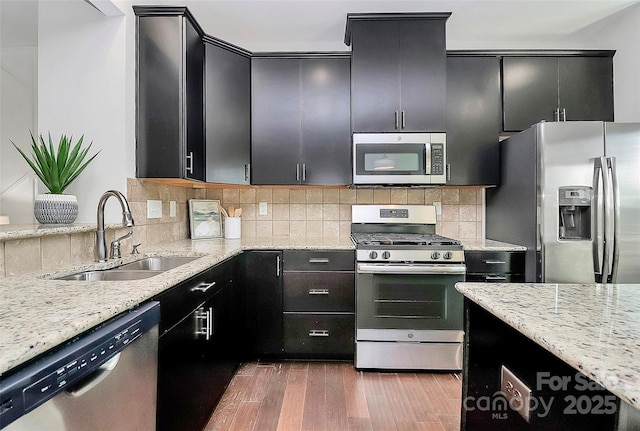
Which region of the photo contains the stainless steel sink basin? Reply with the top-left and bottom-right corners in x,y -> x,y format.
114,256 -> 198,271
56,270 -> 163,281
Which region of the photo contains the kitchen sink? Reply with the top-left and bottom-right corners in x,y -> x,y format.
55,256 -> 199,281
114,256 -> 199,271
56,270 -> 163,281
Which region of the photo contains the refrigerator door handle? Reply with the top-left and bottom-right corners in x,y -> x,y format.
601,157 -> 615,283
592,157 -> 605,281
608,156 -> 620,283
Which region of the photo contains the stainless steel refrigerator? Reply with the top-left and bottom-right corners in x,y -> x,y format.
486,121 -> 640,283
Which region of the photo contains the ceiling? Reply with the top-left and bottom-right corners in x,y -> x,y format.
1,0 -> 638,51
128,0 -> 639,52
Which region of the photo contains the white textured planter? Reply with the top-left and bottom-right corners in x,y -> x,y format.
34,194 -> 78,224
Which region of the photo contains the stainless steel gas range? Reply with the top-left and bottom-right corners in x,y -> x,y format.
351,205 -> 465,371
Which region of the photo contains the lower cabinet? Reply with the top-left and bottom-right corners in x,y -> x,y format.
465,250 -> 525,283
282,250 -> 355,359
153,257 -> 238,431
463,300 -> 618,430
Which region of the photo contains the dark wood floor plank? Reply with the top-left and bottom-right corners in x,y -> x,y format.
254,363 -> 291,431
277,369 -> 308,431
378,373 -> 420,431
416,422 -> 447,431
416,373 -> 459,416
348,416 -> 374,431
343,363 -> 370,419
325,362 -> 349,431
437,414 -> 461,431
229,401 -> 260,431
362,372 -> 398,431
236,362 -> 258,376
243,364 -> 275,402
204,375 -> 252,431
301,362 -> 327,431
394,373 -> 435,422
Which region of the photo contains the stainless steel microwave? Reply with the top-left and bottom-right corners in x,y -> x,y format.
352,133 -> 447,185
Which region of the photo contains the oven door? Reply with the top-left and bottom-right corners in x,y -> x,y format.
356,263 -> 465,338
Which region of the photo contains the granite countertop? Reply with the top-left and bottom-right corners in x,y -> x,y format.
456,282 -> 640,409
0,232 -> 523,376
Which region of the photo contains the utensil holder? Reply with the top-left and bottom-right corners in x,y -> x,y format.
224,217 -> 241,239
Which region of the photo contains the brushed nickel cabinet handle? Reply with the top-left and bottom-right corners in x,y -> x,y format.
309,258 -> 330,264
186,152 -> 194,174
309,289 -> 329,295
190,281 -> 216,292
309,330 -> 329,337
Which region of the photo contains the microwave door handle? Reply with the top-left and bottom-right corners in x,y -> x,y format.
424,144 -> 431,175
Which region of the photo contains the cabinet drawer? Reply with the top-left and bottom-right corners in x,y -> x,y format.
465,251 -> 525,274
283,314 -> 354,356
153,257 -> 235,334
283,272 -> 354,312
466,273 -> 525,283
283,250 -> 354,271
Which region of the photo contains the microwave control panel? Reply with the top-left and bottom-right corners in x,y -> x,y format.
431,144 -> 444,175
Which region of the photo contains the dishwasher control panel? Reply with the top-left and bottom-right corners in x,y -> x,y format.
0,302 -> 159,429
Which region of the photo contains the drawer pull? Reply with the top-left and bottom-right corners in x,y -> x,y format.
485,275 -> 507,281
483,260 -> 506,264
309,289 -> 329,295
309,258 -> 330,264
190,281 -> 216,293
309,330 -> 329,337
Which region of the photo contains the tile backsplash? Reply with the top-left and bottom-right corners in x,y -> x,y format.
0,178 -> 485,277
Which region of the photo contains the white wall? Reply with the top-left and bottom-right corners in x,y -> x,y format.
37,0 -> 129,223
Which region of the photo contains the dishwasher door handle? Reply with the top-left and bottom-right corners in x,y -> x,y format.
66,353 -> 121,397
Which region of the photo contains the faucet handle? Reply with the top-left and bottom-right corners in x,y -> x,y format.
131,243 -> 141,255
110,230 -> 133,259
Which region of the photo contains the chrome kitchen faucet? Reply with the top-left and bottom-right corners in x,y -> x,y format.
95,190 -> 135,262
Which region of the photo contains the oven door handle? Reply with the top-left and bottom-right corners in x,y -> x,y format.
357,264 -> 466,275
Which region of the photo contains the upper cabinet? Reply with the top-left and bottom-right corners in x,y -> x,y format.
346,13 -> 450,133
502,53 -> 614,132
204,38 -> 251,185
134,7 -> 205,182
251,55 -> 351,185
446,55 -> 501,185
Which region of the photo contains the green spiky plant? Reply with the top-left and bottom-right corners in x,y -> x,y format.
12,132 -> 100,194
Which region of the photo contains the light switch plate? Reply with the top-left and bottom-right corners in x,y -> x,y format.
147,200 -> 162,219
169,201 -> 177,217
259,202 -> 268,216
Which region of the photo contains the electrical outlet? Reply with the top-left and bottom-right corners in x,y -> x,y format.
259,202 -> 268,216
147,200 -> 162,219
501,365 -> 533,422
169,201 -> 177,217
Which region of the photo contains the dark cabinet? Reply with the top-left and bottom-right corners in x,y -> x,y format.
205,39 -> 251,185
153,257 -> 237,431
465,250 -> 525,283
134,7 -> 205,181
282,250 -> 355,358
243,250 -> 284,357
347,14 -> 449,133
502,54 -> 614,132
463,300 -> 618,430
251,56 -> 351,185
446,55 -> 501,185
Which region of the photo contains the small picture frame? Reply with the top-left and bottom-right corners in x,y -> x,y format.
188,199 -> 222,239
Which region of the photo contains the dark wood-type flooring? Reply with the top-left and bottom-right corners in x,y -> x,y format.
204,361 -> 462,431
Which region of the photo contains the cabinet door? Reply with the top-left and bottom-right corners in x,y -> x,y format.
251,58 -> 302,185
400,20 -> 447,132
350,20 -> 400,132
559,56 -> 613,122
205,43 -> 251,184
502,57 -> 558,132
243,251 -> 284,357
301,58 -> 351,185
446,56 -> 501,185
184,17 -> 205,181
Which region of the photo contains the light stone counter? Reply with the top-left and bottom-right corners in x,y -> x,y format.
456,282 -> 640,409
459,238 -> 527,251
0,236 -> 354,375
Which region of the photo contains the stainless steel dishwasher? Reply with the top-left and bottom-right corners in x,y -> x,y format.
0,301 -> 160,431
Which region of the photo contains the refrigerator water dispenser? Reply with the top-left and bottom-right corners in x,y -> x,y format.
558,186 -> 592,240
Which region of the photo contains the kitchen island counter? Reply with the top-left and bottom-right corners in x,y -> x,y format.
456,282 -> 640,410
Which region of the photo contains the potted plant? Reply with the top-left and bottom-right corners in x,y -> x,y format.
12,132 -> 100,224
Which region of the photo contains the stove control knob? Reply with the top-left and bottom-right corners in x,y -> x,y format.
369,251 -> 378,260
382,251 -> 391,260
431,251 -> 441,260
443,251 -> 453,260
